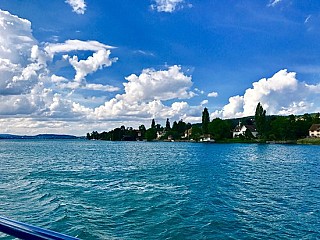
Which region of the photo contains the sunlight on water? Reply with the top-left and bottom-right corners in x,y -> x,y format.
0,140 -> 319,239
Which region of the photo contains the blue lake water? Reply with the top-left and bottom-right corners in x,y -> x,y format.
0,140 -> 319,239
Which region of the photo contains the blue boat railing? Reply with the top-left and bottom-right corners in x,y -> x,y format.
0,216 -> 79,240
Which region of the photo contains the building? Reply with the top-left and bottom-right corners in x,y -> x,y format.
183,128 -> 192,139
309,124 -> 320,138
156,131 -> 165,140
233,124 -> 258,138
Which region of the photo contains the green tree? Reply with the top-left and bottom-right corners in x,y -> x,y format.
145,128 -> 157,141
244,128 -> 254,139
190,125 -> 202,141
287,114 -> 297,140
86,133 -> 92,140
151,119 -> 156,129
139,125 -> 146,139
313,113 -> 320,124
202,107 -> 210,134
165,118 -> 171,131
177,120 -> 187,135
172,121 -> 178,131
270,116 -> 287,140
208,118 -> 232,140
255,102 -> 266,138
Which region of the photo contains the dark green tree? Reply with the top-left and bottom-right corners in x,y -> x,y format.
202,107 -> 210,134
208,118 -> 232,140
91,131 -> 99,140
155,124 -> 162,131
190,125 -> 202,141
86,133 -> 92,140
151,119 -> 156,129
172,121 -> 178,131
270,116 -> 287,140
287,114 -> 297,140
139,125 -> 146,138
145,128 -> 157,141
165,118 -> 171,131
255,102 -> 266,138
313,113 -> 320,124
177,120 -> 187,135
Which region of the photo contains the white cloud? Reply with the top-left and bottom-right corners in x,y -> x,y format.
45,40 -> 115,58
201,100 -> 208,105
92,65 -> 200,122
123,65 -> 194,102
215,69 -> 320,119
0,9 -> 201,134
194,88 -> 204,94
45,40 -> 118,87
208,91 -> 218,97
68,49 -> 118,83
268,0 -> 282,7
0,9 -> 204,135
0,9 -> 119,122
151,0 -> 192,13
65,0 -> 86,14
0,10 -> 45,96
304,15 -> 311,24
84,83 -> 119,92
0,95 -> 36,115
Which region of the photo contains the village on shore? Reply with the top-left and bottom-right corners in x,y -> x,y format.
87,103 -> 320,145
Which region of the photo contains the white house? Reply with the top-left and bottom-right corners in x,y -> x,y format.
309,124 -> 320,138
233,124 -> 258,138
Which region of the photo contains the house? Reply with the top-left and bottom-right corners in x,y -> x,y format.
183,128 -> 192,139
233,123 -> 258,138
156,131 -> 165,140
309,124 -> 320,138
199,134 -> 215,143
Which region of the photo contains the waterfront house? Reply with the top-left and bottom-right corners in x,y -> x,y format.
156,130 -> 165,140
309,124 -> 320,138
199,134 -> 215,143
183,128 -> 192,139
233,124 -> 258,138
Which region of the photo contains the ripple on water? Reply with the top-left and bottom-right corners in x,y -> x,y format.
0,141 -> 319,239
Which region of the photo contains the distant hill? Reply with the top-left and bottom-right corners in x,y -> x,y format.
0,134 -> 79,139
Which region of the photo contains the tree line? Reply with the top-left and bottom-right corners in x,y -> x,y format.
86,118 -> 192,141
253,103 -> 320,141
87,103 -> 320,142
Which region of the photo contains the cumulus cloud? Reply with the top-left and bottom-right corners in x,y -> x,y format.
68,49 -> 117,83
208,91 -> 218,97
151,0 -> 192,13
0,8 -> 203,135
0,9 -> 119,121
0,9 -> 201,133
92,65 -> 200,122
122,65 -> 194,102
0,10 -> 45,96
215,69 -> 320,119
45,40 -> 118,87
65,0 -> 86,14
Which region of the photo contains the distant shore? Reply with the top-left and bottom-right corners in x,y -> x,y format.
0,134 -> 79,140
88,138 -> 320,145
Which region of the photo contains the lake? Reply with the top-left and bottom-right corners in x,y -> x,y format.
0,140 -> 319,239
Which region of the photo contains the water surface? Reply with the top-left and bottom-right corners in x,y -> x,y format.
0,140 -> 319,239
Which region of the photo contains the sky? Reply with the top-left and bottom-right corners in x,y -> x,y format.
0,0 -> 320,135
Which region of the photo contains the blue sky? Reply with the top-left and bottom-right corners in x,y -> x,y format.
0,0 -> 319,135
